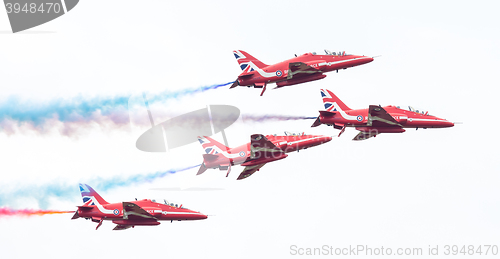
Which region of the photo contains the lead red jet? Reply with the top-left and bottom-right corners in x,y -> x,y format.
71,184 -> 207,230
230,50 -> 374,96
311,89 -> 454,140
197,132 -> 332,180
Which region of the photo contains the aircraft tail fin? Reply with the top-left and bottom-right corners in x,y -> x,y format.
320,89 -> 351,112
79,183 -> 109,205
233,50 -> 268,71
197,137 -> 233,176
197,136 -> 230,155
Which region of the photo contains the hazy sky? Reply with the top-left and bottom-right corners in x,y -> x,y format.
0,1 -> 499,258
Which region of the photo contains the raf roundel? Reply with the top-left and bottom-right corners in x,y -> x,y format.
239,151 -> 246,157
356,115 -> 363,122
275,70 -> 283,77
113,209 -> 120,215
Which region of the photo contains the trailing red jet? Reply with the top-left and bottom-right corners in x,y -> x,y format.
197,132 -> 332,180
311,89 -> 454,141
71,184 -> 207,230
230,50 -> 374,96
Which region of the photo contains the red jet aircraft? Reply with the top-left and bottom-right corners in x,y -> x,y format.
311,89 -> 454,140
71,184 -> 207,230
230,50 -> 374,96
197,132 -> 332,180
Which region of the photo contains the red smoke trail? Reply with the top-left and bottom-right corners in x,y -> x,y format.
0,207 -> 74,217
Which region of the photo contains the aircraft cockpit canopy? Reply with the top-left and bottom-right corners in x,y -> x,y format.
284,131 -> 307,136
305,50 -> 351,56
324,49 -> 351,56
395,105 -> 431,116
150,199 -> 186,209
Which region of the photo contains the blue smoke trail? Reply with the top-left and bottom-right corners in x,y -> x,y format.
0,95 -> 130,125
92,164 -> 200,191
0,82 -> 233,127
0,165 -> 200,209
147,81 -> 233,103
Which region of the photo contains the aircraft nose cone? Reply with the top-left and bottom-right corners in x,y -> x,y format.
312,135 -> 332,144
435,119 -> 454,128
196,212 -> 208,220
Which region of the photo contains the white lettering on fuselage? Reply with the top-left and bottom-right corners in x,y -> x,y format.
146,209 -> 162,214
315,62 -> 338,67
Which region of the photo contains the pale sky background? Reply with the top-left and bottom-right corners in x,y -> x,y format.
0,0 -> 499,258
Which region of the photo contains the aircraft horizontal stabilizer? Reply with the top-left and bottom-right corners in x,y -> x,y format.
311,117 -> 322,127
312,111 -> 336,127
71,211 -> 80,220
230,80 -> 239,89
197,163 -> 208,175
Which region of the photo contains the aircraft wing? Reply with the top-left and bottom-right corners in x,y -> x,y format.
353,131 -> 380,141
236,134 -> 286,180
367,105 -> 402,127
122,202 -> 157,220
113,225 -> 134,231
287,62 -> 321,79
237,163 -> 266,180
250,134 -> 285,159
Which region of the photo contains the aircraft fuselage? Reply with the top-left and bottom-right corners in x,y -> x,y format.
203,134 -> 332,169
317,105 -> 454,129
238,53 -> 374,87
76,199 -> 207,222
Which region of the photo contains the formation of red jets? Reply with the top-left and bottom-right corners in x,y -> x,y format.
71,49 -> 454,230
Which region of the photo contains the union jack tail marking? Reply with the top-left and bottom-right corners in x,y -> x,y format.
198,136 -> 230,156
79,183 -> 109,205
320,89 -> 352,112
233,50 -> 268,72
